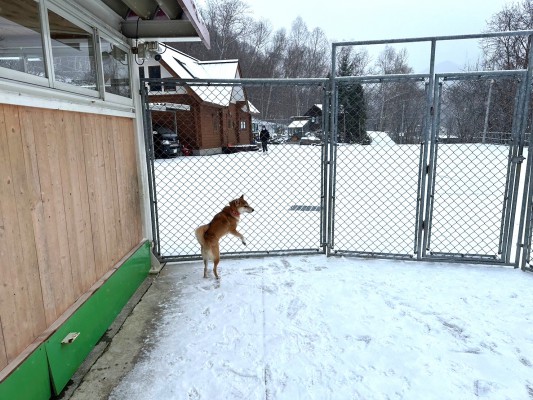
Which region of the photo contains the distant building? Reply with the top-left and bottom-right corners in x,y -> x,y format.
142,48 -> 258,155
304,104 -> 323,132
287,117 -> 311,142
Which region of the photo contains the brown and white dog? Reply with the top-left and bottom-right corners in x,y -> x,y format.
195,195 -> 254,279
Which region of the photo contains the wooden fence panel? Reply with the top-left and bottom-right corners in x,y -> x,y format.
0,104 -> 142,366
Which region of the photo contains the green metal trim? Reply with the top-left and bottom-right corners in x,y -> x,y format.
0,346 -> 51,400
45,241 -> 151,395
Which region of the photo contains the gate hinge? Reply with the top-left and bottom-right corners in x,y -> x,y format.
430,106 -> 434,116
421,220 -> 425,229
426,164 -> 430,174
511,155 -> 526,164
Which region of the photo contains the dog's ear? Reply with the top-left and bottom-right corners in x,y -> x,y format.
240,195 -> 244,200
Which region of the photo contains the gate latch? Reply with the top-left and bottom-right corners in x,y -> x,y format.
511,155 -> 526,164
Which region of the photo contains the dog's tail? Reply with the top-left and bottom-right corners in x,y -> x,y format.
195,224 -> 209,246
195,224 -> 214,260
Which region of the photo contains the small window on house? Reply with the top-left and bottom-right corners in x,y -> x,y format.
0,0 -> 46,77
148,65 -> 161,91
240,121 -> 246,130
48,9 -> 97,91
101,38 -> 131,97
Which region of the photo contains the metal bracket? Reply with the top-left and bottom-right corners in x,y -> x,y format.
61,332 -> 80,344
511,155 -> 526,164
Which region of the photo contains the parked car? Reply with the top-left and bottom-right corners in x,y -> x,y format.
153,126 -> 180,158
300,135 -> 322,145
268,136 -> 284,144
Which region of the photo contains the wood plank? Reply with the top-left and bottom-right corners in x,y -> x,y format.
120,118 -> 142,247
0,317 -> 7,370
0,105 -> 37,360
63,111 -> 97,294
18,108 -> 49,338
4,105 -> 47,341
0,106 -> 21,362
100,115 -> 121,266
42,108 -> 75,315
81,113 -> 109,278
111,117 -> 130,255
33,108 -> 68,325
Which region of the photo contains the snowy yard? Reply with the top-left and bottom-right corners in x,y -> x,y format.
108,255 -> 533,400
153,134 -> 527,262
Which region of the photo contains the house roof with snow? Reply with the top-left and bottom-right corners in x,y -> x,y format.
159,47 -> 246,108
288,120 -> 309,129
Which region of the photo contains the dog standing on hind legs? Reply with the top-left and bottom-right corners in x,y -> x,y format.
195,195 -> 254,279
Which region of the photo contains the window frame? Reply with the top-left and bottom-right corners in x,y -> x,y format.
0,0 -> 134,106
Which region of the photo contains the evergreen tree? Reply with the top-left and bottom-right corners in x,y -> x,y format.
336,48 -> 370,144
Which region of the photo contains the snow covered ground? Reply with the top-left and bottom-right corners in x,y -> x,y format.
108,255 -> 533,400
153,137 -> 527,262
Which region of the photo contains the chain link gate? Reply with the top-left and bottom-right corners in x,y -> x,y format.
141,78 -> 329,261
328,74 -> 429,259
326,33 -> 533,267
424,71 -> 528,264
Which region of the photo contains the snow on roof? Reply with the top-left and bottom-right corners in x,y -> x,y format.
149,102 -> 191,111
160,48 -> 241,107
288,120 -> 309,128
243,101 -> 260,115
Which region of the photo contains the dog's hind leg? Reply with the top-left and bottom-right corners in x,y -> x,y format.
203,258 -> 209,278
212,242 -> 220,279
200,246 -> 209,278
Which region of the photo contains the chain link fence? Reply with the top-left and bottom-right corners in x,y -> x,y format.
141,79 -> 329,261
329,76 -> 428,258
141,31 -> 533,268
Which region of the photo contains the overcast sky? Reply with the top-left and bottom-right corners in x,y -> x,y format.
197,0 -> 519,72
244,0 -> 514,42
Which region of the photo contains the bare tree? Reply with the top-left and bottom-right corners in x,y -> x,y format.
203,0 -> 251,59
482,0 -> 533,69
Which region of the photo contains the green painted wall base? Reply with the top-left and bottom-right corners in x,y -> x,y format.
0,241 -> 150,400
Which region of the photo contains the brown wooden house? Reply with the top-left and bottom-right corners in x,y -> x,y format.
141,49 -> 257,155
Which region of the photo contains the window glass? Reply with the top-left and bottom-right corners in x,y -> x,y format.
148,65 -> 161,91
0,0 -> 46,77
101,38 -> 130,97
47,9 -> 97,90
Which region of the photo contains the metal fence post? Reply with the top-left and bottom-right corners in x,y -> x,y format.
327,44 -> 338,256
140,82 -> 160,256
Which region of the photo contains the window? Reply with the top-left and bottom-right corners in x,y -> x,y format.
101,37 -> 131,97
240,120 -> 246,130
148,65 -> 161,91
0,0 -> 133,106
0,0 -> 46,77
48,9 -> 97,91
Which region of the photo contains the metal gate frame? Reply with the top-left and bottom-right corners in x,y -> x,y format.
327,73 -> 430,259
328,31 -> 533,267
140,31 -> 533,268
422,70 -> 529,265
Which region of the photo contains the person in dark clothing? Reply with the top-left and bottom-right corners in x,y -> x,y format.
259,125 -> 270,152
